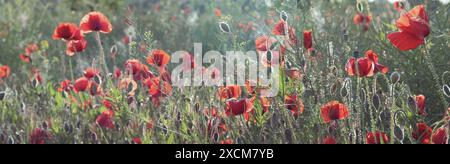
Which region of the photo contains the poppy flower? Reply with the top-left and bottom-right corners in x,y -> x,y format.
143,77 -> 161,96
218,85 -> 242,100
345,57 -> 375,77
83,67 -> 100,79
80,11 -> 113,34
303,30 -> 313,50
432,127 -> 448,144
415,95 -> 426,115
66,38 -> 87,56
366,132 -> 390,144
320,101 -> 350,123
30,128 -> 51,144
102,99 -> 113,110
146,120 -> 154,130
393,1 -> 405,11
285,94 -> 304,117
364,50 -> 389,74
323,136 -> 337,144
0,65 -> 11,79
272,20 -> 287,35
58,80 -> 73,92
215,8 -> 222,17
114,67 -> 121,79
147,49 -> 171,68
353,13 -> 372,31
88,80 -> 102,96
125,59 -> 142,75
74,77 -> 89,92
19,54 -> 31,63
387,5 -> 429,51
181,52 -> 196,71
412,122 -> 432,144
52,23 -> 83,41
96,110 -> 115,129
255,35 -> 277,52
25,43 -> 39,55
132,137 -> 142,144
225,98 -> 255,121
221,138 -> 233,144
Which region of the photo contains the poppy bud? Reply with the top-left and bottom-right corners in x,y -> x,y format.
357,2 -> 364,13
0,91 -> 5,101
42,121 -> 48,130
390,72 -> 401,84
110,45 -> 118,57
443,85 -> 450,98
91,132 -> 98,144
353,50 -> 359,58
280,11 -> 288,22
407,96 -> 418,114
219,22 -> 231,33
372,94 -> 381,110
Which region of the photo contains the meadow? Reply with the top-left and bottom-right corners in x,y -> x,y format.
0,0 -> 449,144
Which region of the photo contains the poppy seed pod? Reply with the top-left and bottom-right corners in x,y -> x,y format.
390,72 -> 401,84
219,22 -> 231,33
280,11 -> 288,22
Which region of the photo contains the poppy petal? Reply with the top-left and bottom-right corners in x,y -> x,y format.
387,32 -> 424,51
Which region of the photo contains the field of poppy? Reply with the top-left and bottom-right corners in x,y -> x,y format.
0,0 -> 449,144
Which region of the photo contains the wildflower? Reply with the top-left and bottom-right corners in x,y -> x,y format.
285,94 -> 304,117
412,123 -> 432,144
0,65 -> 11,79
52,23 -> 83,41
80,11 -> 113,34
432,127 -> 448,144
366,132 -> 390,144
66,38 -> 87,56
387,5 -> 429,51
96,110 -> 115,129
320,101 -> 350,123
415,95 -> 426,115
30,128 -> 51,144
323,136 -> 337,144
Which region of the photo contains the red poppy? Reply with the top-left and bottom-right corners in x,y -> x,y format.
58,80 -> 73,92
415,95 -> 426,115
393,1 -> 405,12
132,137 -> 142,144
0,65 -> 11,79
25,43 -> 39,56
320,101 -> 350,123
432,127 -> 448,144
88,80 -> 102,96
83,67 -> 100,79
412,122 -> 432,144
30,128 -> 51,144
285,94 -> 304,117
125,59 -> 142,75
96,110 -> 115,129
323,136 -> 337,144
365,50 -> 389,74
52,23 -> 83,41
31,69 -> 43,84
143,77 -> 161,96
353,13 -> 372,32
221,138 -> 233,144
80,11 -> 113,34
353,13 -> 372,25
255,35 -> 276,52
303,30 -> 313,50
225,98 -> 255,121
114,67 -> 121,79
387,5 -> 429,51
215,8 -> 222,17
102,99 -> 113,110
345,57 -> 375,77
272,20 -> 287,35
74,77 -> 89,92
366,132 -> 390,144
66,38 -> 87,56
19,54 -> 31,63
218,85 -> 242,100
147,49 -> 171,68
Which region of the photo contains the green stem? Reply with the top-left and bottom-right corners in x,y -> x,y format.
95,32 -> 109,77
423,42 -> 449,110
68,57 -> 74,81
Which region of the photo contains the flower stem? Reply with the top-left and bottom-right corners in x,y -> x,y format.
423,41 -> 449,111
95,32 -> 109,76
